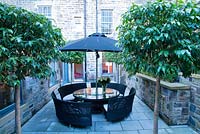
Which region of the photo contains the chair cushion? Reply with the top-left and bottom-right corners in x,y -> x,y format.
124,88 -> 130,96
53,90 -> 62,100
103,104 -> 108,111
63,94 -> 75,101
119,94 -> 123,97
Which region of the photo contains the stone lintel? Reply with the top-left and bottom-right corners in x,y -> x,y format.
136,73 -> 190,90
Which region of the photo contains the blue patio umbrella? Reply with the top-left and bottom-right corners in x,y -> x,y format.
60,33 -> 121,90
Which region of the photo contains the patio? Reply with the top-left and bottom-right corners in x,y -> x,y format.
22,95 -> 197,134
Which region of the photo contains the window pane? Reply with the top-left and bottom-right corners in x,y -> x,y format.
101,9 -> 112,34
102,62 -> 113,74
38,6 -> 52,17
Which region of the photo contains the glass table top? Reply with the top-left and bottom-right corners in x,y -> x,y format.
73,87 -> 120,100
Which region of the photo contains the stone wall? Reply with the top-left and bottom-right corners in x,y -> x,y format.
179,75 -> 200,133
0,77 -> 59,134
126,73 -> 191,125
0,61 -> 61,133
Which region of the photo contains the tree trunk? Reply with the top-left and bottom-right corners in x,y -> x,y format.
15,85 -> 21,134
153,76 -> 160,134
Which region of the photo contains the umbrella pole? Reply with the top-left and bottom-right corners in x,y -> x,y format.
96,51 -> 99,94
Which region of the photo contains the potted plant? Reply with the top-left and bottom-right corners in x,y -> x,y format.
98,76 -> 111,93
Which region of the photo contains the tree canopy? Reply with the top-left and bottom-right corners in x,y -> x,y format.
60,51 -> 84,64
103,52 -> 123,65
0,3 -> 65,87
117,0 -> 200,82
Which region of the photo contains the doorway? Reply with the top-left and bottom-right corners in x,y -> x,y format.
74,63 -> 83,80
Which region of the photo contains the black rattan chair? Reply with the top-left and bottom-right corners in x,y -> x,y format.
58,83 -> 86,100
107,83 -> 127,95
103,87 -> 136,122
51,91 -> 92,127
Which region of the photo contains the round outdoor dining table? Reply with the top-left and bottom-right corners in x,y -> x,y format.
73,87 -> 120,113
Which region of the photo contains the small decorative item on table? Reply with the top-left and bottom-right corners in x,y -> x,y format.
98,76 -> 111,94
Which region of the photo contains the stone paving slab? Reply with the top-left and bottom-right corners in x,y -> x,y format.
95,121 -> 122,131
22,96 -> 198,134
121,121 -> 143,130
110,131 -> 139,134
138,129 -> 168,134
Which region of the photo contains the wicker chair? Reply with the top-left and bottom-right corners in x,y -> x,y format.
103,87 -> 136,122
106,83 -> 127,95
58,83 -> 86,100
51,91 -> 92,127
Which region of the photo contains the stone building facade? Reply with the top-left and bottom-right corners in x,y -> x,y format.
0,0 -> 147,82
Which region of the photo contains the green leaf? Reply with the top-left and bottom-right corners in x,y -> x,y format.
0,2 -> 65,86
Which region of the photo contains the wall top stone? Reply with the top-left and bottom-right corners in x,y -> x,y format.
191,74 -> 200,79
179,72 -> 200,79
137,73 -> 190,90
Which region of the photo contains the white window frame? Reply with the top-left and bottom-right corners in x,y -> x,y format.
101,9 -> 113,34
37,5 -> 52,18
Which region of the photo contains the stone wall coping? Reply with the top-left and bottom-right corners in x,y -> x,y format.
191,74 -> 200,79
0,104 -> 27,125
178,72 -> 200,79
136,73 -> 190,90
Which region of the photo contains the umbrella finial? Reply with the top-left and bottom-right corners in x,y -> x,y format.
96,51 -> 100,59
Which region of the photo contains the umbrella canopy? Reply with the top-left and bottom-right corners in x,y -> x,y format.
60,33 -> 121,52
60,33 -> 121,90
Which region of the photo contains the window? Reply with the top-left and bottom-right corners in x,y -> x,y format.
101,9 -> 113,34
74,63 -> 83,79
102,62 -> 113,74
37,5 -> 52,18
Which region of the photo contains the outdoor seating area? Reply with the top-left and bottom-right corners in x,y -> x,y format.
22,90 -> 198,134
1,1 -> 200,134
51,82 -> 135,127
